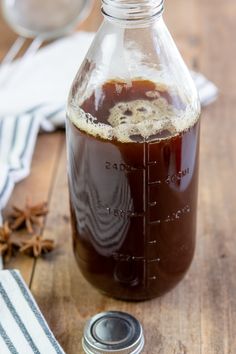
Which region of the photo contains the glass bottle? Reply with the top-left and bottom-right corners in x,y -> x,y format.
66,0 -> 200,300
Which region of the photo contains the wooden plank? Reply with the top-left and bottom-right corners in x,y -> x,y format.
0,10 -> 16,59
198,0 -> 236,96
197,0 -> 236,352
165,0 -> 202,68
3,132 -> 64,285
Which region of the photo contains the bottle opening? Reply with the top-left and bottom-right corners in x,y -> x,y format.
102,0 -> 164,24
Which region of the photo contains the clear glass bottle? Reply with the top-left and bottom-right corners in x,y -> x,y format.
66,0 -> 200,300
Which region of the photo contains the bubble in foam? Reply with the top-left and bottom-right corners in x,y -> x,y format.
107,97 -> 181,140
108,100 -> 160,127
145,90 -> 161,99
68,93 -> 199,143
69,108 -> 113,141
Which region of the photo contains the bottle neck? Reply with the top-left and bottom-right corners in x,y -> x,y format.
101,0 -> 164,26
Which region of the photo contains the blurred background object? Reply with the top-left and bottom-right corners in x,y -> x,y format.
0,0 -> 93,66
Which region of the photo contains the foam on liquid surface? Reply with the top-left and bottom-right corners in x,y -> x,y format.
68,86 -> 199,143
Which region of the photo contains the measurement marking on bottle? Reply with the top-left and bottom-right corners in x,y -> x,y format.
150,219 -> 161,225
147,258 -> 161,263
147,161 -> 158,166
148,180 -> 162,185
105,161 -> 190,185
112,253 -> 146,262
148,205 -> 191,224
134,256 -> 146,261
148,240 -> 157,244
112,253 -> 160,264
106,207 -> 145,218
164,205 -> 191,222
105,205 -> 190,222
104,144 -> 191,289
149,201 -> 157,207
165,168 -> 190,184
105,161 -> 144,172
143,141 -> 149,287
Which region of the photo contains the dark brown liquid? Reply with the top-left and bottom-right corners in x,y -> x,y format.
67,80 -> 200,300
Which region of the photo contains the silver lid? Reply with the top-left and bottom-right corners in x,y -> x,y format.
82,311 -> 144,354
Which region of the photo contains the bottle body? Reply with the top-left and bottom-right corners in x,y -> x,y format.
66,9 -> 200,300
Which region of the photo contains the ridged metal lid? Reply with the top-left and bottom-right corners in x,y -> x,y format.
82,311 -> 144,354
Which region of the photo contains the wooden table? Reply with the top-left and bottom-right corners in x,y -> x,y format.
1,0 -> 235,353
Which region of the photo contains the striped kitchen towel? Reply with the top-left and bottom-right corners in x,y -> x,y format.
0,114 -> 42,213
0,32 -> 218,221
0,269 -> 65,354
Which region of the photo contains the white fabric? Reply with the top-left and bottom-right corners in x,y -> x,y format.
0,32 -> 94,116
0,269 -> 65,354
191,71 -> 218,106
0,31 -> 218,216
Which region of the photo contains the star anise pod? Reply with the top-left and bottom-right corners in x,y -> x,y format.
0,221 -> 11,243
0,243 -> 8,256
19,234 -> 55,258
11,199 -> 48,233
0,221 -> 21,261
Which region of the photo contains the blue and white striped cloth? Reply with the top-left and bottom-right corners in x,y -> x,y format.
0,114 -> 42,210
0,103 -> 66,213
0,269 -> 65,354
0,32 -> 218,220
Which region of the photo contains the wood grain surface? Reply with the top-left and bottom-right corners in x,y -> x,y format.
1,0 -> 236,353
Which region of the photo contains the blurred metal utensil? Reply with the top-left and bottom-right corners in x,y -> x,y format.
0,0 -> 93,84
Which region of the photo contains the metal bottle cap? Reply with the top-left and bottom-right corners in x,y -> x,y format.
82,311 -> 144,354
